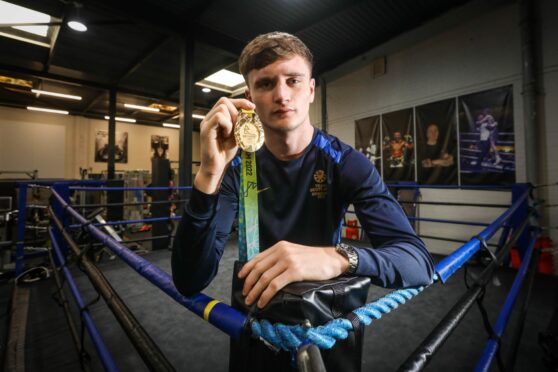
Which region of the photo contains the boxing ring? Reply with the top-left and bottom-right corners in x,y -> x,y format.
16,180 -> 539,371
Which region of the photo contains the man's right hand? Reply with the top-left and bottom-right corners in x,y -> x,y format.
194,97 -> 255,194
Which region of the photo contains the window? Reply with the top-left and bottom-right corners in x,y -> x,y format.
0,1 -> 58,47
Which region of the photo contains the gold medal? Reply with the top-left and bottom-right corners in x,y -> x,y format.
234,109 -> 264,153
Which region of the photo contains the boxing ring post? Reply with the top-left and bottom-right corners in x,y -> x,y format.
50,187 -> 248,341
14,180 -> 104,276
15,182 -> 27,275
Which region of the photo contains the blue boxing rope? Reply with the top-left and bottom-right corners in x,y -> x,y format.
68,215 -> 182,229
69,186 -> 192,191
386,183 -> 514,190
248,187 -> 531,352
51,184 -> 531,356
49,227 -> 119,372
474,231 -> 538,372
50,188 -> 248,341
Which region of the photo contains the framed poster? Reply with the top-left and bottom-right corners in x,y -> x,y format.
355,115 -> 381,170
151,135 -> 169,159
416,99 -> 457,184
382,108 -> 415,182
459,86 -> 515,184
95,130 -> 128,163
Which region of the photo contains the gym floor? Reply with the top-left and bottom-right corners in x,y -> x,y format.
8,237 -> 556,372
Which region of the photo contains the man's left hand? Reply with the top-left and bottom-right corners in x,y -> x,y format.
237,241 -> 349,308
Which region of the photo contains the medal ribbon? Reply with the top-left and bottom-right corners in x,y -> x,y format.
238,150 -> 260,262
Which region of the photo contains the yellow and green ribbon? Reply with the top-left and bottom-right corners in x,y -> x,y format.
238,151 -> 259,262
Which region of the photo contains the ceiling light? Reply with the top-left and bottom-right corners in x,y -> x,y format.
202,87 -> 211,93
163,123 -> 180,129
204,69 -> 245,88
124,103 -> 160,112
67,20 -> 87,32
67,3 -> 87,32
104,115 -> 136,123
31,89 -> 82,100
171,114 -> 206,120
27,106 -> 69,115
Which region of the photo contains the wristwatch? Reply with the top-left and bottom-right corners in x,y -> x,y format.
335,243 -> 358,274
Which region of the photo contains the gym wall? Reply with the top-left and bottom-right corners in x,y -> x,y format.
0,105 -> 201,180
315,0 -> 558,254
0,105 -> 68,179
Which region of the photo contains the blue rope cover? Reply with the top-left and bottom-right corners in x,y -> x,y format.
250,285 -> 428,351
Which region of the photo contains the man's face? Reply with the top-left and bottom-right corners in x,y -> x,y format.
245,55 -> 315,133
394,132 -> 402,141
427,125 -> 439,142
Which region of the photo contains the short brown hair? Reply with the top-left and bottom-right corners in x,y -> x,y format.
239,32 -> 313,78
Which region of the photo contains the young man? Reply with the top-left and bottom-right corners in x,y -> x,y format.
172,32 -> 434,370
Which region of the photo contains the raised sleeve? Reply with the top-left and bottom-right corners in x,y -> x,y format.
340,149 -> 434,288
171,168 -> 238,295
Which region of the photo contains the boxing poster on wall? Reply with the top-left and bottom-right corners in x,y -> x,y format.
416,99 -> 458,184
458,86 -> 515,184
94,130 -> 128,163
151,135 -> 169,159
355,115 -> 381,170
382,108 -> 415,182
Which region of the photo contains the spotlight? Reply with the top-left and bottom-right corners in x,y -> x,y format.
67,20 -> 87,32
67,3 -> 87,32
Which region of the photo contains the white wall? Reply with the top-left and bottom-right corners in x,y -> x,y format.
314,0 -> 558,255
0,105 -> 200,180
0,107 -> 69,179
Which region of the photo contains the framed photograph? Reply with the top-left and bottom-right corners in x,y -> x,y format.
151,135 -> 169,159
459,86 -> 515,184
416,99 -> 458,184
95,130 -> 128,163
